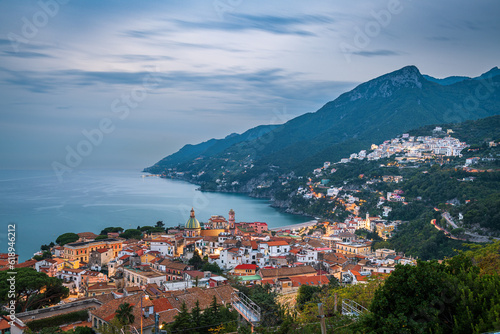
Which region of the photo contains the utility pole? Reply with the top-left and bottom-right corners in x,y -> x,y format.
154,312 -> 159,334
318,303 -> 327,334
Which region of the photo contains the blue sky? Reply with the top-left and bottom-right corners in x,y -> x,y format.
1,0 -> 499,171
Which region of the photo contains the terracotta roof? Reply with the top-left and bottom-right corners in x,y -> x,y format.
265,241 -> 289,247
158,260 -> 190,271
151,298 -> 174,312
235,264 -> 258,270
260,266 -> 317,279
184,270 -> 206,279
78,232 -> 98,239
90,293 -> 156,329
291,275 -> 329,287
165,285 -> 234,312
88,283 -> 115,291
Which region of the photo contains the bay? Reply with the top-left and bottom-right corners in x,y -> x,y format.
0,169 -> 310,261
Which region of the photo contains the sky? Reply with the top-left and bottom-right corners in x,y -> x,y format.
0,0 -> 499,172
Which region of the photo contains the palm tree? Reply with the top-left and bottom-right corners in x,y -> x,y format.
115,302 -> 135,325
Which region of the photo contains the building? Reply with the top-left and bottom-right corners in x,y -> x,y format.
63,238 -> 123,263
336,242 -> 371,255
233,264 -> 258,276
205,215 -> 228,230
88,248 -> 114,270
153,259 -> 192,281
150,237 -> 175,257
184,208 -> 201,238
246,222 -> 268,234
123,266 -> 167,288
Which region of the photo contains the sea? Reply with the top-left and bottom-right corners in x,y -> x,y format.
0,169 -> 310,261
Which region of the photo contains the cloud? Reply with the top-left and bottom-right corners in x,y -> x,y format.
2,51 -> 54,58
117,54 -> 176,62
427,36 -> 452,42
350,49 -> 401,57
170,13 -> 333,37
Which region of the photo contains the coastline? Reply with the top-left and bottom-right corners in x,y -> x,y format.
270,220 -> 318,231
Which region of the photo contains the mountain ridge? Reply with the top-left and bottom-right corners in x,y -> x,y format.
145,65 -> 500,178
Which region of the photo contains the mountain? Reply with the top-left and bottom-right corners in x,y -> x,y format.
423,66 -> 500,85
146,65 -> 500,184
145,124 -> 277,172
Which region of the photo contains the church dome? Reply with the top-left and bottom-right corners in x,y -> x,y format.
186,208 -> 200,229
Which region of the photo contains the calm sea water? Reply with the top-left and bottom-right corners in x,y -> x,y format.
0,169 -> 309,261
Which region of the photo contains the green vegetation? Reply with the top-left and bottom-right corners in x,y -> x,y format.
55,232 -> 79,246
0,268 -> 69,312
201,262 -> 223,275
188,250 -> 204,270
248,242 -> 500,333
99,227 -> 123,235
359,242 -> 500,333
26,310 -> 89,332
115,302 -> 135,325
119,229 -> 142,240
167,297 -> 238,333
235,284 -> 285,329
146,68 -> 500,178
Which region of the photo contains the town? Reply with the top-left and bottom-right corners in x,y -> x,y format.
0,208 -> 416,333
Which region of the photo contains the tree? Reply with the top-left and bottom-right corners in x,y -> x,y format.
189,250 -> 204,270
296,285 -> 321,310
359,250 -> 500,334
120,229 -> 142,240
201,262 -> 223,275
156,221 -> 165,228
170,302 -> 191,333
94,235 -> 108,241
115,303 -> 135,326
99,227 -> 123,235
0,268 -> 69,312
191,300 -> 203,330
55,233 -> 79,246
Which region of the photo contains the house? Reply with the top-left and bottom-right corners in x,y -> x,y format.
140,252 -> 158,265
150,237 -> 175,257
63,238 -> 123,263
259,240 -> 290,257
89,248 -> 114,271
86,282 -> 116,297
335,242 -> 371,255
0,315 -> 26,334
218,248 -> 240,270
153,260 -> 192,281
123,266 -> 167,288
233,264 -> 258,276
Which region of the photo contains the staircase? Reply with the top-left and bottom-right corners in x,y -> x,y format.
341,299 -> 368,318
231,291 -> 261,325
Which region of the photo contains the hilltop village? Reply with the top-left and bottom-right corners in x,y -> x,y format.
0,208 -> 415,333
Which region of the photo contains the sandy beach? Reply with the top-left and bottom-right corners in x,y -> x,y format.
270,220 -> 318,231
